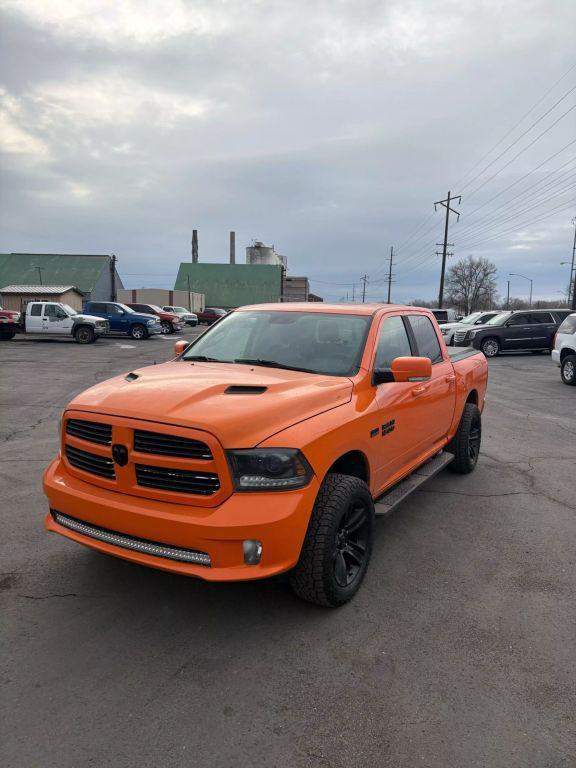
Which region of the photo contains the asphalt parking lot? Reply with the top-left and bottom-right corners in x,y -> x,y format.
1,334 -> 575,768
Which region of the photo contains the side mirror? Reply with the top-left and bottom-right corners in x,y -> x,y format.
373,357 -> 432,385
174,340 -> 188,356
390,356 -> 432,383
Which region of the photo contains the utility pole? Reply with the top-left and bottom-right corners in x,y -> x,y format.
187,273 -> 192,312
352,283 -> 356,302
506,280 -> 510,310
35,265 -> 43,285
434,191 -> 461,308
386,246 -> 394,303
571,218 -> 576,310
110,254 -> 117,301
361,274 -> 368,303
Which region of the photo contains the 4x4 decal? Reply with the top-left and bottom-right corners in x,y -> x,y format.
382,419 -> 395,436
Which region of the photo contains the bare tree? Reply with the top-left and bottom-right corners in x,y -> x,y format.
446,255 -> 498,314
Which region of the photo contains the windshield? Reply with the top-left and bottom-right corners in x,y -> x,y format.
173,307 -> 188,313
149,305 -> 164,313
460,312 -> 482,325
117,303 -> 136,314
61,304 -> 78,315
182,310 -> 372,376
486,312 -> 511,326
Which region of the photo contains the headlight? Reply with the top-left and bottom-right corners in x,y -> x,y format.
468,330 -> 477,338
146,319 -> 156,325
227,449 -> 313,491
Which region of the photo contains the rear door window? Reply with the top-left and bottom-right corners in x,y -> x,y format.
530,312 -> 554,324
407,315 -> 443,363
507,313 -> 531,326
558,315 -> 576,334
89,303 -> 106,313
375,316 -> 413,368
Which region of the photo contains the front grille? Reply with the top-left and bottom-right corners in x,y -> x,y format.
52,511 -> 211,566
65,445 -> 116,479
135,464 -> 220,495
454,330 -> 468,343
134,429 -> 212,460
66,418 -> 112,445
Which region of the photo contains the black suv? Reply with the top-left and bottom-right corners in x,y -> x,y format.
454,309 -> 573,357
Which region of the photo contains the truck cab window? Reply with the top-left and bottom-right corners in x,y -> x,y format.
407,315 -> 443,363
375,316 -> 412,369
30,304 -> 42,316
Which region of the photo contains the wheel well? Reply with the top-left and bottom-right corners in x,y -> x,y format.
466,389 -> 478,405
327,450 -> 369,484
560,347 -> 576,361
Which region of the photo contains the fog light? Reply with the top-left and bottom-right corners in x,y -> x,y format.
243,539 -> 263,565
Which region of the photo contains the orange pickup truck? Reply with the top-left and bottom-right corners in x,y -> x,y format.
44,303 -> 488,606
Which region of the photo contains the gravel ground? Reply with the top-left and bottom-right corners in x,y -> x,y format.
1,333 -> 575,768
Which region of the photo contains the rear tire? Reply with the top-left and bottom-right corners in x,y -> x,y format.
446,402 -> 482,474
289,474 -> 374,607
481,337 -> 499,357
130,324 -> 147,340
74,326 -> 94,344
561,355 -> 576,386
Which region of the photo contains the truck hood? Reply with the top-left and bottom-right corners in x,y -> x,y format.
74,313 -> 107,323
67,360 -> 353,447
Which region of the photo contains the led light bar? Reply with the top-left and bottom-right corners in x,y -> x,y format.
52,511 -> 211,566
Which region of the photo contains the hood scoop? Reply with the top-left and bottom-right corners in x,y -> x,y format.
224,385 -> 267,395
125,372 -> 140,382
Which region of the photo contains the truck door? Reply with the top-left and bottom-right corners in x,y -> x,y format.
104,303 -> 125,331
26,303 -> 43,332
373,314 -> 423,486
405,314 -> 456,450
501,313 -> 533,350
43,303 -> 73,335
529,312 -> 555,349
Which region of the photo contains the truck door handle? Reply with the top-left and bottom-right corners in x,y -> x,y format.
412,385 -> 428,396
445,375 -> 456,383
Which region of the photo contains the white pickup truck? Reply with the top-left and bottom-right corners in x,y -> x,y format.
0,301 -> 109,344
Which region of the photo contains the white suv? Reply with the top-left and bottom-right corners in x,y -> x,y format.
552,313 -> 576,385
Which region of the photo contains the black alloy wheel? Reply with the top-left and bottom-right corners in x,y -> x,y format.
290,473 -> 374,607
333,500 -> 370,588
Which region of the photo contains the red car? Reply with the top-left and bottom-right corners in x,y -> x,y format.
197,307 -> 227,325
126,303 -> 183,334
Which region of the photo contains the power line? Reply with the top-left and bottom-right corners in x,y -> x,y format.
459,83 -> 576,194
465,102 -> 576,202
454,61 -> 576,190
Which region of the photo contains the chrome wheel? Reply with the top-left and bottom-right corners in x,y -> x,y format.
481,338 -> 499,357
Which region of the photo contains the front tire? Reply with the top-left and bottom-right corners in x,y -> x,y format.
0,331 -> 16,340
160,321 -> 172,335
290,474 -> 374,607
561,355 -> 576,386
447,402 -> 482,474
130,324 -> 148,340
481,337 -> 499,357
74,326 -> 94,344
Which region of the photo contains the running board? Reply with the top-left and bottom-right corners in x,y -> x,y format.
374,451 -> 454,517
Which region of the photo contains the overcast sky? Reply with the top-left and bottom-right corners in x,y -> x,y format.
0,0 -> 574,303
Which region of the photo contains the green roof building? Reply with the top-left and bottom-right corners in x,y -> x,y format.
175,263 -> 282,309
0,253 -> 123,301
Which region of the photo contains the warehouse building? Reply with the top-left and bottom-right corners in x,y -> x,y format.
0,253 -> 123,301
174,263 -> 283,309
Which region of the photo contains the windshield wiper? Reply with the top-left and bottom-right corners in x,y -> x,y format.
234,358 -> 318,374
185,355 -> 229,363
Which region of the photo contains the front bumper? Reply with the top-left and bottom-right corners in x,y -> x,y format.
551,349 -> 560,365
43,457 -> 318,581
148,324 -> 162,336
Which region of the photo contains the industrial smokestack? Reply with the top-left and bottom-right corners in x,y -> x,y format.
229,231 -> 236,264
192,229 -> 198,263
